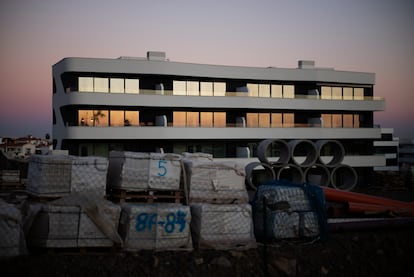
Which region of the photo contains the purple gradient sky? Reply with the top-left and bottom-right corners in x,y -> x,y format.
1,0 -> 413,139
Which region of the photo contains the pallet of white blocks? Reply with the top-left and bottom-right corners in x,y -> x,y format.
27,155 -> 108,198
0,199 -> 24,257
190,203 -> 256,250
119,203 -> 192,251
27,195 -> 121,249
183,158 -> 248,204
252,184 -> 320,239
107,151 -> 183,191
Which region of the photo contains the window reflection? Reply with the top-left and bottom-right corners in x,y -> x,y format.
125,79 -> 139,94
78,77 -> 94,92
94,78 -> 109,93
110,78 -> 124,93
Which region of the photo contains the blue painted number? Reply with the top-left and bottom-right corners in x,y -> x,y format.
157,160 -> 168,176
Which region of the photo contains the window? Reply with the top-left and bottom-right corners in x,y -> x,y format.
322,114 -> 332,128
200,112 -> 213,127
94,78 -> 109,93
78,110 -> 93,126
173,81 -> 187,96
283,85 -> 295,98
200,82 -> 213,96
110,111 -> 124,126
271,113 -> 282,127
125,79 -> 139,94
92,110 -> 108,126
258,113 -> 270,127
283,113 -> 294,127
110,78 -> 124,93
332,87 -> 342,100
271,85 -> 283,98
187,112 -> 199,127
125,111 -> 139,126
353,114 -> 360,127
321,86 -> 332,99
259,84 -> 270,98
187,81 -> 199,96
247,84 -> 259,97
246,113 -> 259,127
173,111 -> 186,127
78,77 -> 94,92
343,114 -> 353,127
332,114 -> 342,128
354,88 -> 364,100
213,112 -> 226,127
213,82 -> 226,96
343,87 -> 353,100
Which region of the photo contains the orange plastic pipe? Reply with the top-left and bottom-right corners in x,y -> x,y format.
347,202 -> 414,216
323,187 -> 414,211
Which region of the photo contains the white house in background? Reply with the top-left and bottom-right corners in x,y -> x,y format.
52,51 -> 387,186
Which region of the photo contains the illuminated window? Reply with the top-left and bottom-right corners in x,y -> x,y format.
110,111 -> 124,126
332,87 -> 342,100
283,113 -> 294,127
343,87 -> 353,100
94,78 -> 109,93
78,110 -> 93,126
187,81 -> 199,96
247,84 -> 259,97
354,88 -> 364,100
283,85 -> 295,98
271,113 -> 282,127
332,114 -> 342,128
110,78 -> 124,93
173,81 -> 186,95
187,112 -> 199,127
213,112 -> 226,127
343,114 -> 353,127
92,110 -> 109,126
213,82 -> 226,96
125,111 -> 139,126
173,111 -> 186,127
125,79 -> 139,94
353,114 -> 360,127
78,77 -> 93,92
200,82 -> 213,96
321,86 -> 332,99
259,113 -> 270,127
259,84 -> 270,97
246,113 -> 259,127
271,85 -> 282,98
321,114 -> 332,128
200,112 -> 213,127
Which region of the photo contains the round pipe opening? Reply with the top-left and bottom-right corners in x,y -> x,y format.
304,164 -> 330,187
316,140 -> 345,167
275,163 -> 304,184
288,140 -> 318,167
331,164 -> 358,191
245,162 -> 276,190
257,139 -> 290,165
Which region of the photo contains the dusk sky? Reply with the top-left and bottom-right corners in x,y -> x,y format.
1,0 -> 413,139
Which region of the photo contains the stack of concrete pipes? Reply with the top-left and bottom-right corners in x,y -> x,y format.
245,139 -> 358,191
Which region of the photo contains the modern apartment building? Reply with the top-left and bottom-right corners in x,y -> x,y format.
52,51 -> 386,186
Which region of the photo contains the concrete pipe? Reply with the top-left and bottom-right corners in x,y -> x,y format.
274,163 -> 304,184
304,164 -> 331,187
330,164 -> 358,191
316,140 -> 345,167
245,162 -> 276,190
288,139 -> 318,167
257,139 -> 290,166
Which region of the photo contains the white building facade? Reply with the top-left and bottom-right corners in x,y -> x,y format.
52,51 -> 386,186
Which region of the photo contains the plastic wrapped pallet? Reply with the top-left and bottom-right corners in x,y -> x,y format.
71,156 -> 108,197
27,154 -> 72,196
27,195 -> 121,248
27,155 -> 108,197
190,203 -> 256,250
119,203 -> 192,251
184,161 -> 248,204
107,151 -> 182,191
0,200 -> 25,257
252,181 -> 328,240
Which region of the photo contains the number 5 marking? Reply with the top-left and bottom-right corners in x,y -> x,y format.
157,160 -> 168,176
